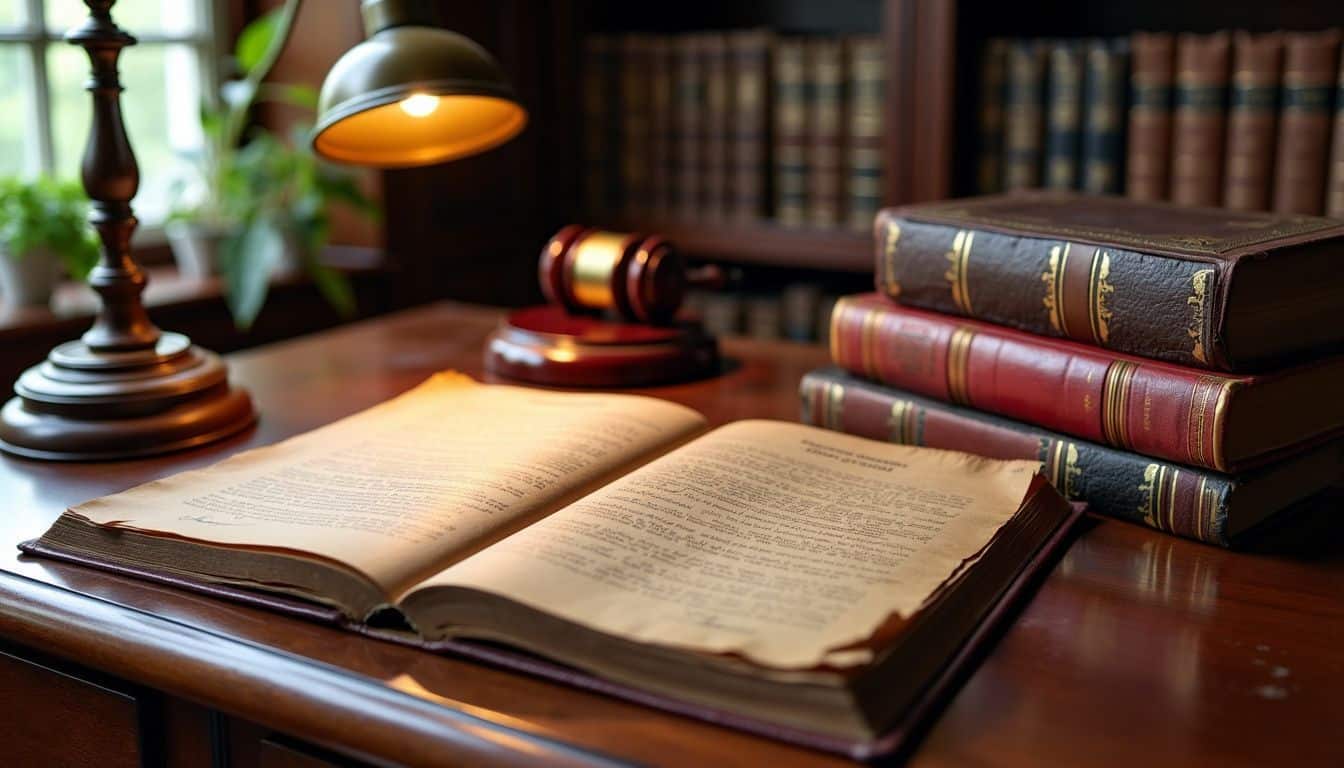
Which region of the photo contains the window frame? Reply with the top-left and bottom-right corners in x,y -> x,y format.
0,0 -> 225,244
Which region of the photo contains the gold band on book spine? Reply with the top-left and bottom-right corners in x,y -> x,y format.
1101,360 -> 1137,450
944,230 -> 975,314
888,399 -> 918,445
946,327 -> 976,405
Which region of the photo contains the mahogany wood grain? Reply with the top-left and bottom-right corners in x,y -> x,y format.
0,302 -> 1340,766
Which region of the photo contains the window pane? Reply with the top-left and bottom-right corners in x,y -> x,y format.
0,1 -> 25,28
0,45 -> 41,178
46,0 -> 203,36
48,42 -> 203,225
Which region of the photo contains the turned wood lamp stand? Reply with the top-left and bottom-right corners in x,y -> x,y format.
0,0 -> 254,460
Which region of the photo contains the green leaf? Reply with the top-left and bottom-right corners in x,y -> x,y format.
256,83 -> 320,111
306,259 -> 356,319
221,216 -> 284,329
235,9 -> 281,75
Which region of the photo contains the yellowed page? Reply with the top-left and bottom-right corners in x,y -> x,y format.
69,373 -> 706,598
426,420 -> 1038,669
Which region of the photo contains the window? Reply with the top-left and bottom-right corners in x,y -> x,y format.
0,0 -> 220,229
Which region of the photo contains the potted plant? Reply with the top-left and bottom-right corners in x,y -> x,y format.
0,178 -> 98,308
168,0 -> 377,328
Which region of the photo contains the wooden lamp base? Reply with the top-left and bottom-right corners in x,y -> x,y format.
485,306 -> 718,387
0,333 -> 255,461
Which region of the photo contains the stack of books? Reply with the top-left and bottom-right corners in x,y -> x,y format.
583,31 -> 883,232
801,191 -> 1344,545
978,30 -> 1344,217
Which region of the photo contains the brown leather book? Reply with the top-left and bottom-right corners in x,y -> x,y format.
1044,41 -> 1084,190
649,37 -> 677,217
1126,33 -> 1175,201
1080,38 -> 1129,195
845,36 -> 884,232
1223,32 -> 1283,211
1003,40 -> 1047,190
728,30 -> 772,222
772,38 -> 809,227
619,35 -> 654,218
1328,55 -> 1344,217
701,33 -> 731,220
977,39 -> 1009,193
1170,32 -> 1231,206
582,36 -> 620,216
673,35 -> 704,219
807,37 -> 846,227
1272,30 -> 1342,215
874,191 -> 1344,371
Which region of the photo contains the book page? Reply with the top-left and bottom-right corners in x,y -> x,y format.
424,420 -> 1038,669
68,373 -> 706,598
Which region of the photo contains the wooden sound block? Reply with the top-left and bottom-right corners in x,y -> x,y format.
484,306 -> 719,387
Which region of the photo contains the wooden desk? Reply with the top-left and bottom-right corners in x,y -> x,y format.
0,302 -> 1340,767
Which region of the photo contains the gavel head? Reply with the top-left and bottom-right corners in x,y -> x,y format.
538,226 -> 688,324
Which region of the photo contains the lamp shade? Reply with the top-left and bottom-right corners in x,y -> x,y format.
312,15 -> 527,167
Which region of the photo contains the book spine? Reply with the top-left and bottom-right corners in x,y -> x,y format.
1328,56 -> 1344,217
649,37 -> 677,217
1044,42 -> 1083,190
772,39 -> 809,227
799,369 -> 1234,545
829,295 -> 1245,471
620,35 -> 654,218
1126,32 -> 1175,201
1170,32 -> 1231,207
1003,40 -> 1047,190
1272,30 -> 1342,216
583,36 -> 618,216
729,30 -> 772,223
702,34 -> 731,221
873,211 -> 1227,370
846,36 -> 884,233
674,35 -> 704,219
977,39 -> 1009,193
808,38 -> 846,228
1222,32 -> 1284,211
1080,39 -> 1128,195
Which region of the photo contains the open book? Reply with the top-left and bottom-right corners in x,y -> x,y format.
28,373 -> 1077,756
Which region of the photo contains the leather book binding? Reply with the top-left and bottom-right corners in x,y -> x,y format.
1223,32 -> 1283,211
772,38 -> 808,227
807,37 -> 846,227
1170,31 -> 1231,207
1327,52 -> 1344,217
977,39 -> 1009,193
1272,30 -> 1342,216
874,191 -> 1344,371
1126,32 -> 1175,201
1080,39 -> 1128,195
845,36 -> 884,232
728,30 -> 772,222
800,367 -> 1344,546
619,35 -> 654,218
1044,41 -> 1083,190
830,294 -> 1344,472
582,36 -> 620,216
701,33 -> 731,220
649,37 -> 677,217
1003,40 -> 1047,190
674,34 -> 705,218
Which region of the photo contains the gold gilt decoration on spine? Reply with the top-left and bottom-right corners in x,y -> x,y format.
1210,380 -> 1236,472
1045,440 -> 1082,497
883,221 -> 902,296
1186,269 -> 1215,364
946,327 -> 976,405
828,297 -> 851,367
1184,376 -> 1228,469
824,381 -> 845,430
860,305 -> 880,378
944,230 -> 975,314
1041,242 -> 1070,334
1088,249 -> 1114,344
887,399 -> 921,445
1101,360 -> 1138,450
1137,463 -> 1181,533
1193,476 -> 1219,543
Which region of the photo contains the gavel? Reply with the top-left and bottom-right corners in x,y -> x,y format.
539,225 -> 724,324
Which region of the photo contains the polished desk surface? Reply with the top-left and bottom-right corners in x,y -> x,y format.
1,302 -> 1340,767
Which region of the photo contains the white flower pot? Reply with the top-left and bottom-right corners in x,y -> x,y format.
0,246 -> 63,308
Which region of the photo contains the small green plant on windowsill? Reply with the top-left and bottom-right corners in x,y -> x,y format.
168,0 -> 379,329
0,178 -> 99,309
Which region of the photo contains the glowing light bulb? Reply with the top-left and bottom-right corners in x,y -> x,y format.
399,93 -> 439,118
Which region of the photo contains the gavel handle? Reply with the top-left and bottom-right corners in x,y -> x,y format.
686,264 -> 726,291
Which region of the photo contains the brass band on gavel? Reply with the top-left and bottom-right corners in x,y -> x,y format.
538,226 -> 688,323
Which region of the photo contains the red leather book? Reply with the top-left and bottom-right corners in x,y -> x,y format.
1222,32 -> 1283,211
1272,30 -> 1342,216
801,367 -> 1344,546
874,192 -> 1344,371
1126,32 -> 1175,201
1170,31 -> 1231,206
829,293 -> 1344,472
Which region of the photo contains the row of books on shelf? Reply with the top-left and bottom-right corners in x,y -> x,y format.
801,191 -> 1344,546
978,29 -> 1344,217
685,285 -> 837,344
583,30 -> 883,233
